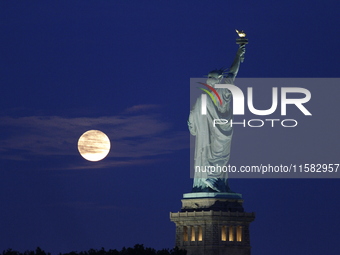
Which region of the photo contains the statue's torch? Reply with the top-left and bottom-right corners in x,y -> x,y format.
235,29 -> 248,63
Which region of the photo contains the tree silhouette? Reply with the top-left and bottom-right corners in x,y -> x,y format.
2,245 -> 186,255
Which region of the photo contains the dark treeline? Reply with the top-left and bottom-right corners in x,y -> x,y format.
1,245 -> 186,255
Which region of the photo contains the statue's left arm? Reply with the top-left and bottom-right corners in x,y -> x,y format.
188,108 -> 197,136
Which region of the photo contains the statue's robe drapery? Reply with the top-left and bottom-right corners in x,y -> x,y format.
188,77 -> 234,192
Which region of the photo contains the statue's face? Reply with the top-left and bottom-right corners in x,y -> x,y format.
206,72 -> 222,87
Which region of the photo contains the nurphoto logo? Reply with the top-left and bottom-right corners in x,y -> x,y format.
196,81 -> 312,128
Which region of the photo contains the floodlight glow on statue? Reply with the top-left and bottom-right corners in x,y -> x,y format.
188,30 -> 247,193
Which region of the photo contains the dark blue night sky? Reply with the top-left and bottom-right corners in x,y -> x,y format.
0,1 -> 339,255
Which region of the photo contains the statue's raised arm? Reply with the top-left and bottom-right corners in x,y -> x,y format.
227,45 -> 246,81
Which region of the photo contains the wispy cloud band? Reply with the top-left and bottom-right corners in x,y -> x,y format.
0,105 -> 188,169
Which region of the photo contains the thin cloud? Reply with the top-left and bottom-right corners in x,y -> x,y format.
124,104 -> 160,113
63,158 -> 165,170
0,105 -> 188,169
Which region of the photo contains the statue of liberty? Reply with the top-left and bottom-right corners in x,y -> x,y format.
188,43 -> 246,193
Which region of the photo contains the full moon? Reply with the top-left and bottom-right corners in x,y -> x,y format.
77,130 -> 111,161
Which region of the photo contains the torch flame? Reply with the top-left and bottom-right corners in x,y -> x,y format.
235,29 -> 246,37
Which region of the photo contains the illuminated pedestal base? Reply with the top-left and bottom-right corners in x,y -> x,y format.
170,193 -> 255,255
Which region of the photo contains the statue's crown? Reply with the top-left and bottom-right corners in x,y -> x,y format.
208,68 -> 228,78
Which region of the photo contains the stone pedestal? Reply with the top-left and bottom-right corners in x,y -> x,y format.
170,192 -> 255,255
